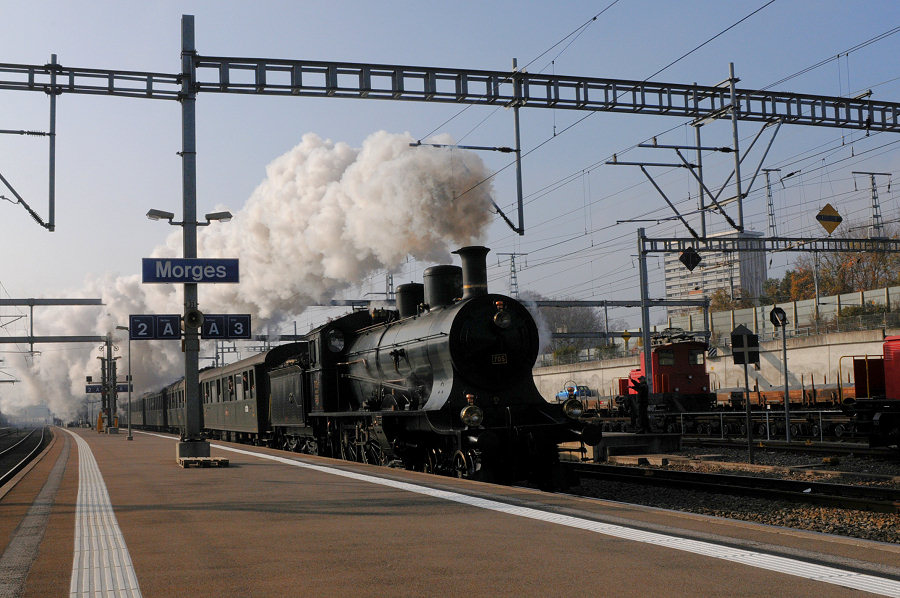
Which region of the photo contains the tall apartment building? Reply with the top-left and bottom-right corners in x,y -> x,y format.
663,230 -> 767,315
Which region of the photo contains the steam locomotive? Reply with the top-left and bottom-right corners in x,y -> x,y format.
130,246 -> 601,484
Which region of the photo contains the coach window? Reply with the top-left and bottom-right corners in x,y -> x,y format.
658,350 -> 675,366
689,350 -> 705,365
228,376 -> 234,399
247,371 -> 255,400
235,374 -> 244,400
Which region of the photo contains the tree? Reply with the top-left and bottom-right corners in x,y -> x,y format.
708,288 -> 755,311
755,222 -> 900,303
519,291 -> 609,354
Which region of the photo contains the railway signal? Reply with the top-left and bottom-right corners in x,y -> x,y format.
816,204 -> 843,235
679,247 -> 702,272
770,307 -> 793,443
731,325 -> 759,463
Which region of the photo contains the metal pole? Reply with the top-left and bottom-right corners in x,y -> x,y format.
48,54 -> 57,232
782,324 -> 791,443
106,333 -> 114,428
695,119 -> 706,238
729,63 -> 744,230
637,228 -> 653,392
512,58 -> 524,236
743,362 -> 753,463
179,15 -> 208,457
813,251 -> 820,333
127,333 -> 132,440
603,305 -> 609,347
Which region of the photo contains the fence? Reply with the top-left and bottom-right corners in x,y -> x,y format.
537,284 -> 900,367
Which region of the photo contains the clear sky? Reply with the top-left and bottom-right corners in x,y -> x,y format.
3,1 -> 900,415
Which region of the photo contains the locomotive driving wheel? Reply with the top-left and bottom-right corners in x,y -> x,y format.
362,439 -> 386,466
453,450 -> 469,478
340,430 -> 360,462
302,439 -> 319,456
452,449 -> 479,479
422,448 -> 438,474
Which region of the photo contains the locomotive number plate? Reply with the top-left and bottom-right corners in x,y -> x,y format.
491,354 -> 508,365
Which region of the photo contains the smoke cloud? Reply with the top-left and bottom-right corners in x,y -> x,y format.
1,131 -> 494,420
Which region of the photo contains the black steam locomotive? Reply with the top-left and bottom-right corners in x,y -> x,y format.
130,246 -> 601,484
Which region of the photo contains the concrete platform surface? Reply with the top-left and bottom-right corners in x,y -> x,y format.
1,427 -> 898,598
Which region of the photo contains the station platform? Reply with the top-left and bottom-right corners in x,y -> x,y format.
1,427 -> 899,597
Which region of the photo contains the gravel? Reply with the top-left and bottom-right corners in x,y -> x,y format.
570,447 -> 900,544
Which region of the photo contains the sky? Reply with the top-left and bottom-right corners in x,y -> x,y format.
3,1 -> 900,417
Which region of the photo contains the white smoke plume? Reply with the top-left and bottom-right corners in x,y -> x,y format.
1,131 -> 494,421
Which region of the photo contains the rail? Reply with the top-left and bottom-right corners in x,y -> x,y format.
0,427 -> 48,488
566,462 -> 900,513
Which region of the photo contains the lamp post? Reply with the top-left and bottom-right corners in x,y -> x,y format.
115,325 -> 133,440
146,206 -> 232,456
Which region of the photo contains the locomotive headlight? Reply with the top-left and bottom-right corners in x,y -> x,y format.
492,301 -> 512,329
493,310 -> 512,329
562,398 -> 584,419
460,404 -> 484,427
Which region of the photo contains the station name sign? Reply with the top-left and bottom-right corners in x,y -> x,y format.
142,258 -> 239,284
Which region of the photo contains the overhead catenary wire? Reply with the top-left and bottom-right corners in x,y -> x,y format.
492,16 -> 900,249
417,2 -> 619,143
450,1 -> 780,209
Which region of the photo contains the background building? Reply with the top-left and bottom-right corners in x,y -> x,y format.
664,231 -> 767,315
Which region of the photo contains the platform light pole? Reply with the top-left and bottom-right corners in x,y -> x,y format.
115,325 -> 133,441
146,201 -> 232,457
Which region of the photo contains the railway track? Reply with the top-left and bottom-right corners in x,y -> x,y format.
0,427 -> 50,488
681,437 -> 899,459
564,462 -> 900,514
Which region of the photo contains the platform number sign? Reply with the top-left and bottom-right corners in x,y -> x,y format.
129,314 -> 182,340
730,324 -> 759,365
201,314 -> 252,340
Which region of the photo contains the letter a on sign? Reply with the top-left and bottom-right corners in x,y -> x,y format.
156,315 -> 181,340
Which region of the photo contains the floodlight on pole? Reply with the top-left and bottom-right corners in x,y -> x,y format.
204,211 -> 232,223
146,208 -> 175,222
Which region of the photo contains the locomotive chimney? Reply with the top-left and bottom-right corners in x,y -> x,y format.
453,246 -> 490,299
396,283 -> 424,318
423,265 -> 462,308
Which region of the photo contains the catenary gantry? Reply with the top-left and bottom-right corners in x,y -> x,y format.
2,58 -> 899,133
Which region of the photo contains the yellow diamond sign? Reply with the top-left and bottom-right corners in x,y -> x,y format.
816,203 -> 842,235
